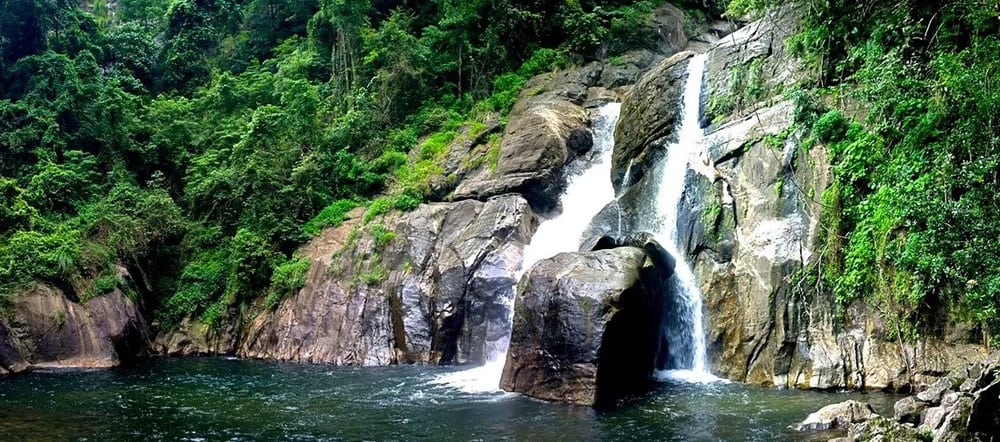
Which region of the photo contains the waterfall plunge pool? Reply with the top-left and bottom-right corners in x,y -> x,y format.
0,357 -> 900,441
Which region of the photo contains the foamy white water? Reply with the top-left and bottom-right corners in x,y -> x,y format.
434,103 -> 622,393
651,54 -> 719,381
518,103 -> 622,276
654,368 -> 727,384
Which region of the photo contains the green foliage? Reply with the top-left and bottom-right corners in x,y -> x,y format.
362,196 -> 407,224
812,110 -> 848,143
265,256 -> 310,309
791,0 -> 1000,339
0,0 -> 685,331
360,263 -> 386,285
302,199 -> 358,237
86,272 -> 123,301
725,0 -> 772,19
705,58 -> 768,122
370,224 -> 396,249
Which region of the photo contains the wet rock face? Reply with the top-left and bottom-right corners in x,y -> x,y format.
240,195 -> 536,366
500,247 -> 669,407
702,6 -> 803,126
611,51 -> 694,193
598,8 -> 991,390
2,286 -> 149,371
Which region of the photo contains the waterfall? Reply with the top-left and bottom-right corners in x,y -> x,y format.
651,54 -> 719,383
433,103 -> 622,392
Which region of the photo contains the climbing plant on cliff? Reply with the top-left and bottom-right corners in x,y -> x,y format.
737,0 -> 1000,343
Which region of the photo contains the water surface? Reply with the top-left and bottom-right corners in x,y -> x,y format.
0,358 -> 898,441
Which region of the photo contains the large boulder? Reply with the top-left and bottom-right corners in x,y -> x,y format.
5,284 -> 149,370
452,76 -> 593,212
240,195 -> 536,366
792,400 -> 876,432
893,396 -> 927,425
500,247 -> 669,407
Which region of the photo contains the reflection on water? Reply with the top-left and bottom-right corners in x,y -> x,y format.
0,358 -> 897,441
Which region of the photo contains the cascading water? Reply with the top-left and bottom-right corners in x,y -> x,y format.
433,103 -> 622,393
651,53 -> 719,383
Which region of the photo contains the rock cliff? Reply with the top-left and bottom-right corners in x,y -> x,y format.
607,7 -> 987,392
0,282 -> 148,373
240,195 -> 535,365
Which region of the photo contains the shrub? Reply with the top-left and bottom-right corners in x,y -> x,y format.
93,273 -> 121,296
370,224 -> 396,249
812,110 -> 849,143
363,197 -> 394,223
302,199 -> 358,236
270,257 -> 310,294
266,256 -> 310,309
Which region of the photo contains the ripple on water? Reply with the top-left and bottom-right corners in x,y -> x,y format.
0,358 -> 901,441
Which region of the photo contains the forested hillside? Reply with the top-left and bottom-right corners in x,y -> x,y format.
0,0 -> 671,327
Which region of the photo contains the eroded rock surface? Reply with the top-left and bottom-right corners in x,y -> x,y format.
612,51 -> 694,192
241,195 -> 535,366
452,73 -> 593,212
602,8 -> 989,391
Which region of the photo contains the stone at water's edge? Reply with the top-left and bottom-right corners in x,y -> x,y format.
1,284 -> 149,372
818,352 -> 1000,441
792,400 -> 876,432
0,320 -> 26,373
153,316 -> 238,356
500,247 -> 668,407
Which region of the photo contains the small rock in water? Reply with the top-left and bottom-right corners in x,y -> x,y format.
792,399 -> 876,431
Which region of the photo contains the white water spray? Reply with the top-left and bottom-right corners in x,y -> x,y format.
651,54 -> 720,384
433,103 -> 622,393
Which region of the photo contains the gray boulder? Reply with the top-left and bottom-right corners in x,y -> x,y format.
792,400 -> 876,431
453,73 -> 594,212
893,396 -> 927,425
500,247 -> 667,406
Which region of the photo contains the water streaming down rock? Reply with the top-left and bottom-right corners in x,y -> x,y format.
650,54 -> 718,383
433,103 -> 622,392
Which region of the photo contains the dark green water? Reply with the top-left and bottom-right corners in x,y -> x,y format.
0,358 -> 897,441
